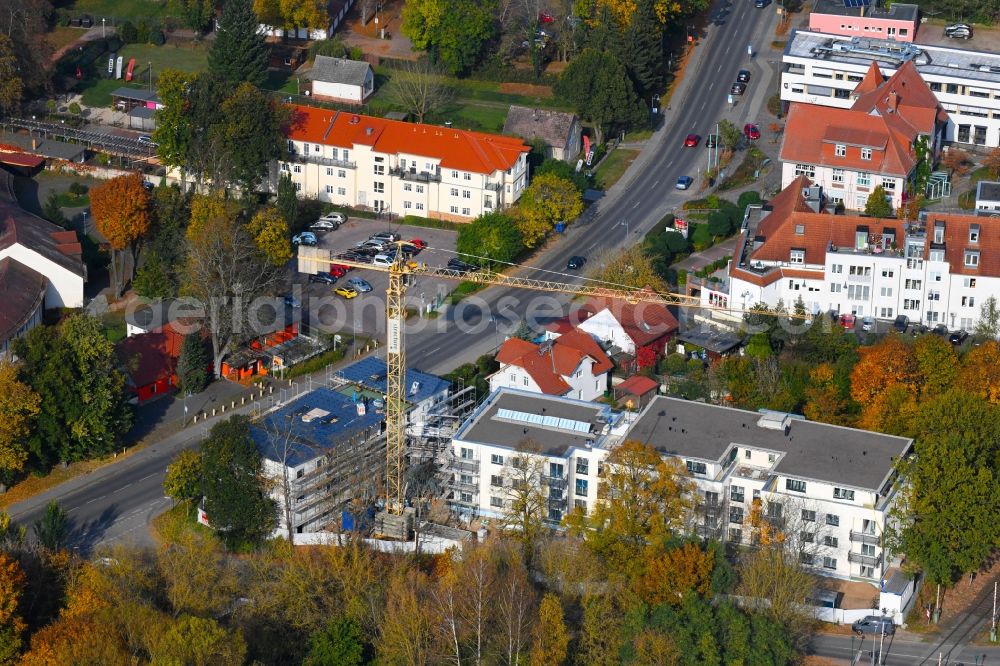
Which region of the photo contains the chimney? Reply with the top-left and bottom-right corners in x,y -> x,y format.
888,91 -> 899,112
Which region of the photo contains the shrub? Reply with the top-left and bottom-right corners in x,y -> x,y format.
400,214 -> 463,232
118,21 -> 138,43
767,94 -> 784,118
677,268 -> 688,285
69,182 -> 87,196
737,191 -> 762,210
68,102 -> 81,115
285,347 -> 347,379
150,28 -> 165,46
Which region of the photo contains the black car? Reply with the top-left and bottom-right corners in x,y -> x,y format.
446,258 -> 479,273
948,330 -> 969,345
567,255 -> 586,270
892,314 -> 909,333
731,82 -> 747,96
932,324 -> 949,337
705,134 -> 719,148
737,69 -> 751,83
309,273 -> 338,284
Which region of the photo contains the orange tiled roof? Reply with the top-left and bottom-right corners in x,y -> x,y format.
284,104 -> 530,175
495,331 -> 613,396
577,295 -> 679,346
851,61 -> 885,99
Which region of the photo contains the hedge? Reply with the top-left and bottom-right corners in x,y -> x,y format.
285,347 -> 347,379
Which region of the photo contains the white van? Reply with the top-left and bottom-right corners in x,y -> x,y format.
373,254 -> 393,267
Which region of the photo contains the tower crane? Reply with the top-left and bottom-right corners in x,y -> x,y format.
298,242 -> 735,516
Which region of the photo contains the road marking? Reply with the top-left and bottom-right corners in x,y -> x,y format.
137,473 -> 155,482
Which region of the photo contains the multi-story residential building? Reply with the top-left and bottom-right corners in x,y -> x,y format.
781,30 -> 1000,147
278,105 -> 531,221
488,329 -> 613,401
807,0 -> 919,42
975,180 -> 1000,215
780,60 -> 946,211
722,176 -> 1000,330
446,388 -> 912,586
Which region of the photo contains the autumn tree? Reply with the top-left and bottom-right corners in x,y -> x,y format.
890,390 -> 1000,585
594,245 -> 669,291
566,440 -> 693,573
985,146 -> 1000,179
530,594 -> 568,666
0,35 -> 22,116
957,341 -> 1000,405
513,173 -> 583,248
0,553 -> 25,663
183,206 -> 281,378
637,542 -> 715,607
387,58 -> 455,123
90,172 -> 152,297
152,614 -> 246,665
940,147 -> 971,175
802,363 -> 851,426
737,542 -> 815,635
849,335 -> 918,405
578,593 -> 625,666
377,567 -> 437,665
248,206 -> 293,266
499,444 -> 548,564
0,359 -> 39,487
494,542 -> 536,666
163,449 -> 204,514
858,383 -> 919,437
913,334 -> 958,397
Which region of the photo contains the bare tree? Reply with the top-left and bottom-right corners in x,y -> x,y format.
259,415 -> 309,544
388,59 -> 455,123
499,440 -> 549,563
494,542 -> 536,666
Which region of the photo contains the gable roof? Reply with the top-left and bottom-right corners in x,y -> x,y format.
851,61 -> 885,99
850,60 -> 946,131
308,56 -> 372,86
285,104 -> 531,175
577,296 -> 679,346
495,331 -> 613,396
502,105 -> 578,148
617,374 -> 658,397
0,257 -> 46,344
0,201 -> 85,278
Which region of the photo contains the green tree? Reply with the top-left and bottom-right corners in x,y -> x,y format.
41,193 -> 67,228
33,501 -> 68,552
154,614 -> 246,665
177,333 -> 210,394
214,83 -> 286,194
620,0 -> 664,99
164,449 -> 204,513
402,0 -> 498,75
975,295 -> 1000,339
891,390 -> 1000,585
0,35 -> 23,116
555,49 -> 646,144
456,211 -> 524,267
154,69 -> 197,175
530,594 -> 568,666
717,119 -> 741,152
304,616 -> 365,666
118,20 -> 138,43
0,359 -> 40,488
276,173 -> 299,228
248,207 -> 293,266
200,416 -> 277,549
208,0 -> 269,86
132,251 -> 174,299
864,185 -> 893,218
178,0 -> 215,31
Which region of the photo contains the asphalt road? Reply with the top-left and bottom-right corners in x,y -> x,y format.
810,632 -> 1000,665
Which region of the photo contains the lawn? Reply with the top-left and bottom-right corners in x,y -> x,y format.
59,0 -> 179,22
593,149 -> 640,190
430,102 -> 509,134
46,26 -> 86,52
262,70 -> 301,94
79,42 -> 208,107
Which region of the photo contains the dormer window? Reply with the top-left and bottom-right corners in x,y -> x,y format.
970,224 -> 980,243
861,147 -> 872,160
835,144 -> 846,157
794,224 -> 805,235
933,222 -> 945,244
790,248 -> 805,264
965,250 -> 980,267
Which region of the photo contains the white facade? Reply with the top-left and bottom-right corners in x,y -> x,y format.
487,355 -> 608,402
0,243 -> 84,309
781,162 -> 904,210
781,31 -> 1000,147
312,69 -> 374,103
280,126 -> 529,220
975,181 -> 1000,215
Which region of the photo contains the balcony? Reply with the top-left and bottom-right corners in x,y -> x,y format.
446,457 -> 480,473
449,493 -> 478,508
542,475 -> 566,491
848,551 -> 883,567
850,531 -> 880,545
447,477 -> 479,493
285,151 -> 356,169
485,180 -> 503,192
390,166 -> 441,183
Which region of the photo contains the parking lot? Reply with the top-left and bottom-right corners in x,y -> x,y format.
292,216 -> 462,335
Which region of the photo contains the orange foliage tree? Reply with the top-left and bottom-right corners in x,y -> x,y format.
958,341 -> 1000,405
0,553 -> 25,663
90,172 -> 152,297
803,363 -> 852,426
858,384 -> 919,436
637,542 -> 714,607
849,335 -> 919,405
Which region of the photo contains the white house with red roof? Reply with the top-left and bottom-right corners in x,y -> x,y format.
488,329 -> 613,401
724,176 -> 1000,331
279,105 -> 532,221
779,61 -> 946,211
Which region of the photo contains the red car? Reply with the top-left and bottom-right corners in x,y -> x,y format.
839,313 -> 856,330
330,264 -> 350,278
743,124 -> 760,141
539,11 -> 553,22
684,133 -> 700,147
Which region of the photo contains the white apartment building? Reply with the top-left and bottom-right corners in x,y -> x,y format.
976,180 -> 1000,215
488,330 -> 613,402
723,177 -> 1000,330
781,30 -> 1000,147
278,105 -> 531,221
447,388 -> 912,588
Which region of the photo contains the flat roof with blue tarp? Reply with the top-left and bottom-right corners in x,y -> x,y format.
338,357 -> 450,405
251,386 -> 385,468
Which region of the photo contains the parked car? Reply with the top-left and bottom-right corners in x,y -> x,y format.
347,277 -> 372,293
334,286 -> 358,299
566,255 -> 586,270
320,212 -> 346,224
309,273 -> 337,284
839,313 -> 856,330
945,23 -> 972,38
932,323 -> 949,336
737,69 -> 751,83
283,295 -> 301,308
852,616 -> 895,636
447,258 -> 479,274
754,0 -> 770,7
705,134 -> 719,148
310,219 -> 338,232
329,264 -> 349,278
369,231 -> 399,243
337,251 -> 370,263
861,316 -> 875,332
743,123 -> 760,141
676,175 -> 694,190
292,232 -> 317,246
731,82 -> 747,96
893,314 -> 909,332
948,329 -> 969,345
684,133 -> 700,147
137,135 -> 157,146
539,11 -> 553,22
406,238 -> 427,252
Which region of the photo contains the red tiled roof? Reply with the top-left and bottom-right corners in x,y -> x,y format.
0,258 -> 46,344
617,374 -> 658,396
577,296 -> 679,346
749,210 -> 906,266
925,212 -> 1000,277
0,151 -> 44,168
284,105 -> 530,175
851,61 -> 885,99
851,61 -> 946,129
116,323 -> 185,388
495,331 -> 612,396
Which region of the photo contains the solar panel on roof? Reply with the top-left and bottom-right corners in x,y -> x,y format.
496,408 -> 592,433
